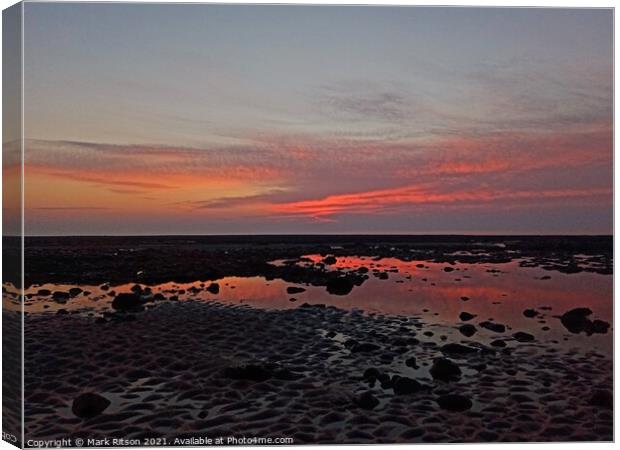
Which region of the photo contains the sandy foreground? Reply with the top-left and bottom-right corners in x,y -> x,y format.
3,236 -> 613,444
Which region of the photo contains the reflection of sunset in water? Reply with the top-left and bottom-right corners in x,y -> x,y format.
14,256 -> 612,353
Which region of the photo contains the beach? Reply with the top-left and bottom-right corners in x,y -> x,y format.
7,235 -> 613,444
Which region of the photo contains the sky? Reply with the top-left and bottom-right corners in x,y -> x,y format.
15,4 -> 613,235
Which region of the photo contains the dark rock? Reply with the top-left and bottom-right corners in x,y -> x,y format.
326,277 -> 354,295
56,309 -> 69,315
355,391 -> 379,409
289,297 -> 297,302
559,308 -> 610,335
37,289 -> 52,296
405,357 -> 418,368
591,319 -> 610,334
513,332 -> 535,342
479,321 -> 506,333
459,312 -> 476,322
460,296 -> 469,301
459,324 -> 477,337
206,283 -> 220,294
523,309 -> 538,318
130,284 -> 143,295
393,376 -> 424,395
490,339 -> 507,348
430,358 -> 461,381
153,293 -> 165,301
443,267 -> 455,272
52,291 -> 70,302
111,293 -> 143,312
436,394 -> 472,412
286,286 -> 306,294
559,307 -> 592,333
322,256 -> 337,265
72,393 -> 111,418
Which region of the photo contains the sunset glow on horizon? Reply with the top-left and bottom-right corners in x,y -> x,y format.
17,4 -> 613,235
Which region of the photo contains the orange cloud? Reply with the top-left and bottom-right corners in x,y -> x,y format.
270,184 -> 611,219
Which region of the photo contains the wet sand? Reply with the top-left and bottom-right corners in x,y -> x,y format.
9,236 -> 614,444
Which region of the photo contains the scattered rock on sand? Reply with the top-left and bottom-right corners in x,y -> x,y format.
72,393 -> 111,418
392,376 -> 424,395
355,391 -> 379,409
405,357 -> 418,368
430,357 -> 461,381
459,324 -> 477,337
436,394 -> 472,412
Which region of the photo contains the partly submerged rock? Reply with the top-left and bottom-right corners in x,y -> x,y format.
111,293 -> 143,312
559,308 -> 610,335
52,291 -> 70,302
459,324 -> 477,337
326,277 -> 354,296
322,256 -> 337,265
459,312 -> 476,322
68,287 -> 83,297
206,283 -> 220,294
512,331 -> 535,342
479,321 -> 506,333
286,286 -> 306,294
